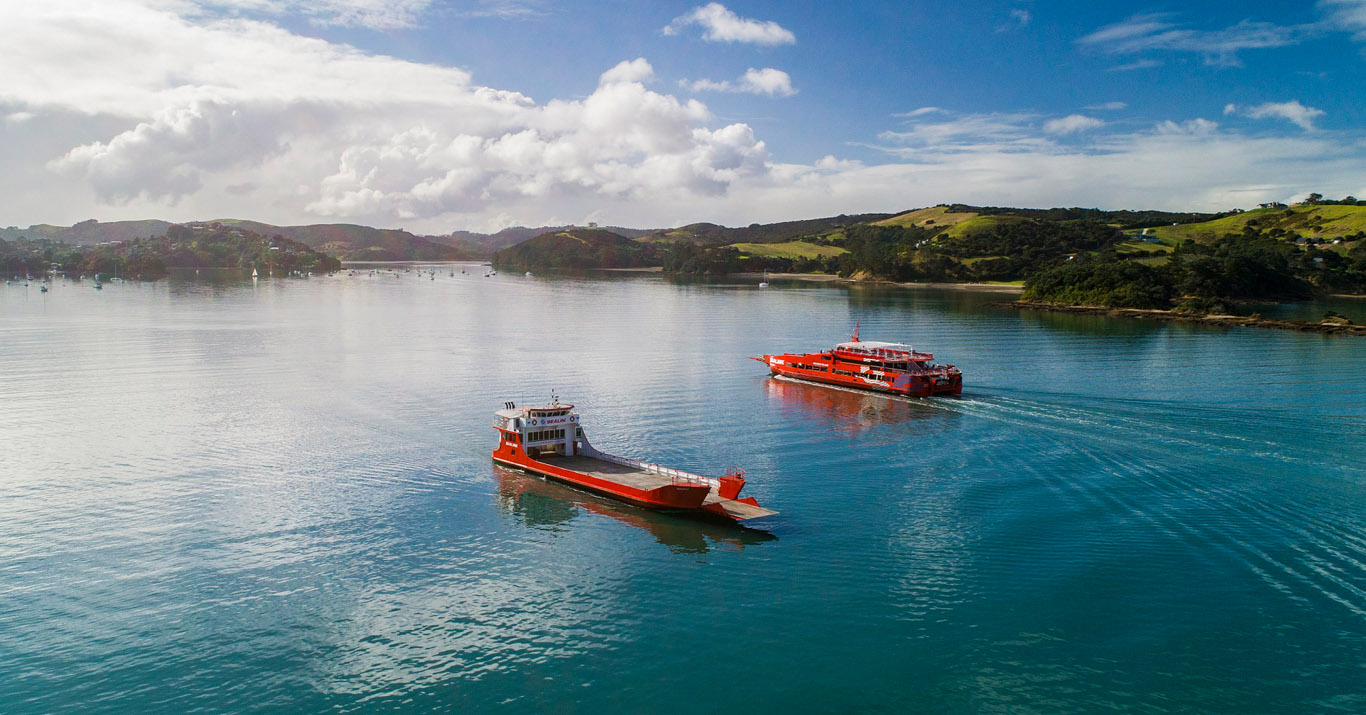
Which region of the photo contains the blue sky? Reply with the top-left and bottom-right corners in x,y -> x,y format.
1,1 -> 1364,232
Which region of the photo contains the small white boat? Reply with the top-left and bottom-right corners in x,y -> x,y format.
758,270 -> 769,289
525,271 -> 533,277
251,268 -> 259,278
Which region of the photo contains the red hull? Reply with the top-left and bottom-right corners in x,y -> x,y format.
492,447 -> 711,510
491,440 -> 773,521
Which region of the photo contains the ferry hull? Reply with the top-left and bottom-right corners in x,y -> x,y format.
493,449 -> 711,511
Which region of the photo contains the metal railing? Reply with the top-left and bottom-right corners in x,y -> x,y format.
588,448 -> 717,487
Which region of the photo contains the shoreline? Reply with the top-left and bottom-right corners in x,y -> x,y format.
747,271 -> 1025,292
598,267 -> 1024,292
997,300 -> 1366,336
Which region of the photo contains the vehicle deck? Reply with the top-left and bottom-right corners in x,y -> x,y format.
536,454 -> 687,491
534,454 -> 779,520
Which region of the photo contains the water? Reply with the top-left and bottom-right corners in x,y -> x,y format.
3,270 -> 1365,713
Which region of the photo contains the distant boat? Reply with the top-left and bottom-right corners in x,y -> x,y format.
759,270 -> 769,289
94,282 -> 102,290
39,285 -> 48,293
251,268 -> 258,278
525,271 -> 533,277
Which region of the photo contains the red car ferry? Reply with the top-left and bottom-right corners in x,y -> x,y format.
491,395 -> 776,522
754,325 -> 962,397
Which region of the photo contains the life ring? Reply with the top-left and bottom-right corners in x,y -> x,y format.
530,419 -> 538,425
570,415 -> 577,422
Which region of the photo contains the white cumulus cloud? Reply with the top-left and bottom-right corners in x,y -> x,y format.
686,68 -> 796,97
1043,115 -> 1105,135
3,1 -> 775,226
599,58 -> 655,86
1,1 -> 1364,233
1225,100 -> 1325,131
663,3 -> 795,45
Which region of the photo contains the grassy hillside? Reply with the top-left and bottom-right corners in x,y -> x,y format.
872,206 -> 979,231
943,214 -> 1033,239
1145,205 -> 1366,244
728,241 -> 848,259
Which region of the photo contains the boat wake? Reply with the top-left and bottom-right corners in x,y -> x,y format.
914,389 -> 1366,620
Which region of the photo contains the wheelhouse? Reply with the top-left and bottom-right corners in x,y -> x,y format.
494,398 -> 584,459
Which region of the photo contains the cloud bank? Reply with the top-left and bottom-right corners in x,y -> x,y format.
1,1 -> 1363,233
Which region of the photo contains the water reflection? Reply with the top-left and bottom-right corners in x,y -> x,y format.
493,465 -> 777,553
763,375 -> 957,437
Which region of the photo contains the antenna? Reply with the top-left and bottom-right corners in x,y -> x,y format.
551,389 -> 559,406
851,320 -> 860,343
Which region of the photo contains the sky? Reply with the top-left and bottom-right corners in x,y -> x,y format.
2,1 -> 1365,234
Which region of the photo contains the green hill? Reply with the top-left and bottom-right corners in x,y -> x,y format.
0,219 -> 472,261
491,228 -> 656,271
727,241 -> 847,259
0,219 -> 174,244
638,213 -> 891,247
2,224 -> 340,278
942,214 -> 1033,238
214,220 -> 469,261
1145,205 -> 1366,244
872,206 -> 979,231
446,225 -> 649,255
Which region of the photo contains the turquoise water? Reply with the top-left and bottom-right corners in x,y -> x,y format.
3,271 -> 1365,713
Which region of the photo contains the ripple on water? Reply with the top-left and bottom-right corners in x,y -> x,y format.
2,274 -> 1365,712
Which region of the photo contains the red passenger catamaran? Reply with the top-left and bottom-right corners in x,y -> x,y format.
491,395 -> 776,522
754,324 -> 962,397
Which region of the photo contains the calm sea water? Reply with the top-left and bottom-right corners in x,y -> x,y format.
3,269 -> 1365,713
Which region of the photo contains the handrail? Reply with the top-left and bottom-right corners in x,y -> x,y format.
590,449 -> 718,487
